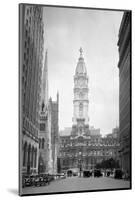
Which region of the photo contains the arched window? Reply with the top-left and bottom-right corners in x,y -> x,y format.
23,142 -> 27,167
42,138 -> 45,149
26,144 -> 31,174
39,138 -> 41,149
34,148 -> 37,168
31,146 -> 34,168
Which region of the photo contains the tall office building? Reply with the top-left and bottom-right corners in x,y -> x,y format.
117,11 -> 131,176
20,5 -> 44,175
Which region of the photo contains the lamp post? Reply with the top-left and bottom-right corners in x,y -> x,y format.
79,151 -> 82,177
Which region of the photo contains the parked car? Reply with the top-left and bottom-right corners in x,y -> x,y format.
94,169 -> 103,177
34,175 -> 42,186
22,175 -> 32,187
114,169 -> 123,179
107,171 -> 111,177
67,170 -> 72,177
34,174 -> 51,186
73,172 -> 78,176
109,171 -> 115,178
83,170 -> 92,177
57,173 -> 66,179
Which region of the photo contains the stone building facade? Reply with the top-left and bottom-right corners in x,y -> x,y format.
58,48 -> 119,172
72,48 -> 90,139
20,5 -> 44,175
38,50 -> 59,175
38,50 -> 51,174
48,93 -> 59,174
59,129 -> 119,171
117,11 -> 131,176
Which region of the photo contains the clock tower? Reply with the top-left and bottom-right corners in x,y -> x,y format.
72,48 -> 89,136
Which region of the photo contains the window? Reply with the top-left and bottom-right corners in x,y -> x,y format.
25,30 -> 28,38
40,123 -> 45,131
42,138 -> 45,149
39,138 -> 41,149
24,52 -> 26,60
34,149 -> 37,168
26,19 -> 28,26
27,8 -> 29,15
79,103 -> 83,117
23,142 -> 27,167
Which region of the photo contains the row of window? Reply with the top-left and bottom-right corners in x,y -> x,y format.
60,150 -> 115,157
61,138 -> 118,143
39,138 -> 45,149
23,142 -> 37,168
61,142 -> 118,148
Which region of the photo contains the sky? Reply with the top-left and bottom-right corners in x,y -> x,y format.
43,6 -> 123,135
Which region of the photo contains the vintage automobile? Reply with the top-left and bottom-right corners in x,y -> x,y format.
94,169 -> 103,177
34,174 -> 51,186
60,173 -> 66,179
22,175 -> 34,187
73,172 -> 78,176
34,175 -> 42,186
106,170 -> 111,177
114,169 -> 123,179
83,170 -> 92,177
56,173 -> 66,179
67,170 -> 73,177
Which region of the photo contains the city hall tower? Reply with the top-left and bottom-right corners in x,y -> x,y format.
72,48 -> 90,136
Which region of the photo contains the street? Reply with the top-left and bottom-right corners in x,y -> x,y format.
22,176 -> 130,195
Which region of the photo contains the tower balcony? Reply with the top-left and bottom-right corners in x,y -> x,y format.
73,99 -> 89,103
74,87 -> 89,93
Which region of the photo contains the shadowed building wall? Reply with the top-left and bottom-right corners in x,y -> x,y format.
117,11 -> 131,177
20,5 -> 44,175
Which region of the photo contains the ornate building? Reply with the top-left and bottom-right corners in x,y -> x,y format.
20,5 -> 44,175
48,93 -> 59,174
72,48 -> 89,126
20,5 -> 59,178
38,50 -> 51,174
38,51 -> 59,174
117,11 -> 131,176
59,48 -> 120,172
59,130 -> 119,172
72,48 -> 90,137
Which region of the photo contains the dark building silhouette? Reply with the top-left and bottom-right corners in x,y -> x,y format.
117,11 -> 131,177
20,5 -> 44,175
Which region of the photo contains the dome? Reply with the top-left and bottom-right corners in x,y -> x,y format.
75,47 -> 87,75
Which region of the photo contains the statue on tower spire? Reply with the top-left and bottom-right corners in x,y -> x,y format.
79,47 -> 83,57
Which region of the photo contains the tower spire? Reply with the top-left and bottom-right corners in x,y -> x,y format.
73,48 -> 89,128
41,49 -> 48,109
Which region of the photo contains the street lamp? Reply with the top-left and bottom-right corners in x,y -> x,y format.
79,151 -> 82,177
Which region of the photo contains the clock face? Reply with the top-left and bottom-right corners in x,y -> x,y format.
79,79 -> 84,86
79,92 -> 84,98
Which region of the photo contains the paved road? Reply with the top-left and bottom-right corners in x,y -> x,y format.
22,176 -> 130,195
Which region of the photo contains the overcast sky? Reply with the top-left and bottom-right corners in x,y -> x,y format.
43,6 -> 123,135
